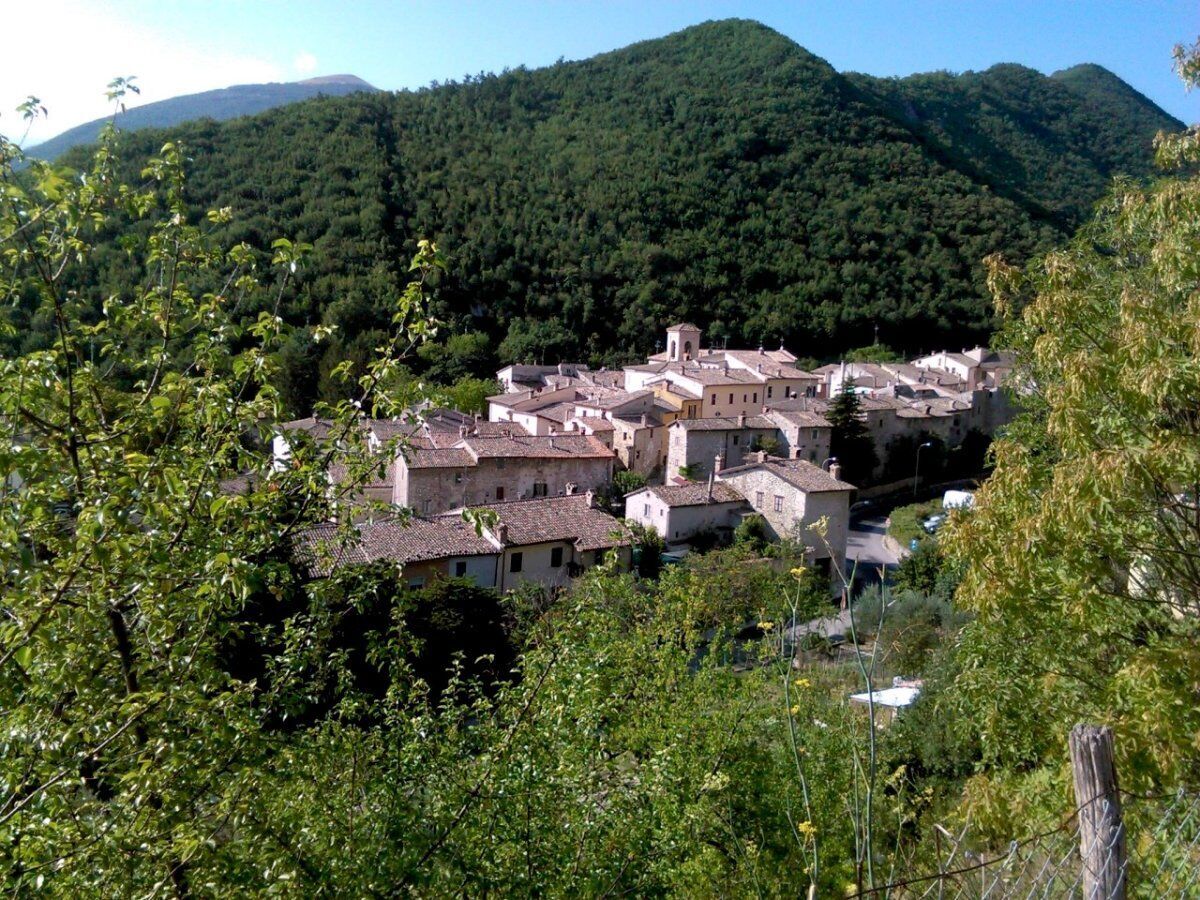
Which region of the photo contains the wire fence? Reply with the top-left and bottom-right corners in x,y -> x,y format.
851,787 -> 1200,899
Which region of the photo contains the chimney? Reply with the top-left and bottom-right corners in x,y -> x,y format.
584,489 -> 596,508
756,363 -> 763,373
829,462 -> 843,481
549,426 -> 557,435
640,412 -> 648,426
714,453 -> 724,473
737,413 -> 745,427
565,481 -> 578,495
758,345 -> 765,355
496,523 -> 509,543
757,450 -> 769,463
459,425 -> 467,438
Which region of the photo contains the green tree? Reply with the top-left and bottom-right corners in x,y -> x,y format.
444,375 -> 498,414
826,384 -> 878,485
943,49 -> 1200,799
0,105 -> 442,892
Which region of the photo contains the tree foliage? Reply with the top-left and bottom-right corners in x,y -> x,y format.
942,68 -> 1200,795
826,384 -> 879,484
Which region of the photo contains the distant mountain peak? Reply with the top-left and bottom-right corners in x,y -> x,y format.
27,75 -> 377,160
298,74 -> 376,89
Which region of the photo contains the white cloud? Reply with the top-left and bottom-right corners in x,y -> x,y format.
293,52 -> 318,76
0,0 -> 284,147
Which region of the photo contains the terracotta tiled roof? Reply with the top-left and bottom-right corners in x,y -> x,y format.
467,434 -> 613,460
403,445 -> 477,469
448,494 -> 631,551
765,408 -> 832,428
672,415 -> 775,431
634,482 -> 745,508
667,322 -> 701,331
570,416 -> 615,432
718,457 -> 856,493
401,433 -> 613,469
293,516 -> 500,577
278,416 -> 335,440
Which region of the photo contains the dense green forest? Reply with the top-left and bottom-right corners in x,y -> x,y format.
17,19 -> 1180,414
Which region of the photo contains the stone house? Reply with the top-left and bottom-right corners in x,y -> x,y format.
665,415 -> 777,480
715,456 -> 856,571
394,433 -> 615,515
763,406 -> 833,464
294,493 -> 629,592
479,493 -> 632,591
624,481 -> 748,546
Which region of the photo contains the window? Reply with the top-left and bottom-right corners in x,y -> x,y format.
767,386 -> 773,399
812,429 -> 819,439
753,392 -> 757,403
532,482 -> 548,497
510,552 -> 523,573
755,490 -> 764,506
711,393 -> 717,405
732,435 -> 739,445
407,576 -> 426,589
644,503 -> 650,517
729,393 -> 734,404
773,495 -> 784,512
496,486 -> 505,501
454,472 -> 463,484
809,451 -> 817,462
550,546 -> 563,568
454,560 -> 467,577
497,458 -> 506,469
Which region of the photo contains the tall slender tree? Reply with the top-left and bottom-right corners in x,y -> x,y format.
826,383 -> 878,485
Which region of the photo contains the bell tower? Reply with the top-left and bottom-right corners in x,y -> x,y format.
666,322 -> 702,362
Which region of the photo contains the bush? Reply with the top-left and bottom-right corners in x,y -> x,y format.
887,499 -> 942,548
733,513 -> 770,552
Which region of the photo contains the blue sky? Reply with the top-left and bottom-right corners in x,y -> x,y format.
4,1 -> 1197,145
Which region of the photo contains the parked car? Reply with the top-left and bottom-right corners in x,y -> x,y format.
921,514 -> 946,534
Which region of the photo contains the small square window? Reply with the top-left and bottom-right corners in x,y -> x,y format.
510,552 -> 523,573
551,547 -> 564,568
408,576 -> 426,589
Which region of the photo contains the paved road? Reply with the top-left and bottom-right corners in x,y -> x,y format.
787,517 -> 902,642
847,515 -> 901,572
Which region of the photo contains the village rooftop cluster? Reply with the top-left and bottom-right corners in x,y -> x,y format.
284,324 -> 1013,591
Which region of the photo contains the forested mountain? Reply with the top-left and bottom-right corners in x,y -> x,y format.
30,19 -> 1179,413
26,74 -> 376,160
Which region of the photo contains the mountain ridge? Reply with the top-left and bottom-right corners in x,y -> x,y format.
26,75 -> 378,160
27,19 -> 1182,413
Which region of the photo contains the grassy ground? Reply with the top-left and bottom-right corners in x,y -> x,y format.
887,499 -> 943,548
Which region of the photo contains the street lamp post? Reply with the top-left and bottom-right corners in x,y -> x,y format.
914,442 -> 933,498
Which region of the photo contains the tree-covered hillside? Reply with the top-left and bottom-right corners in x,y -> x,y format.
37,19 -> 1178,413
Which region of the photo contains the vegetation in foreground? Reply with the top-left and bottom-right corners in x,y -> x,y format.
2,41 -> 1200,895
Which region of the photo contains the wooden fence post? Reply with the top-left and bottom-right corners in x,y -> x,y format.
1070,724 -> 1127,899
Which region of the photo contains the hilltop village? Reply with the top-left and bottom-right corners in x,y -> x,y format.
289,324 -> 1013,589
